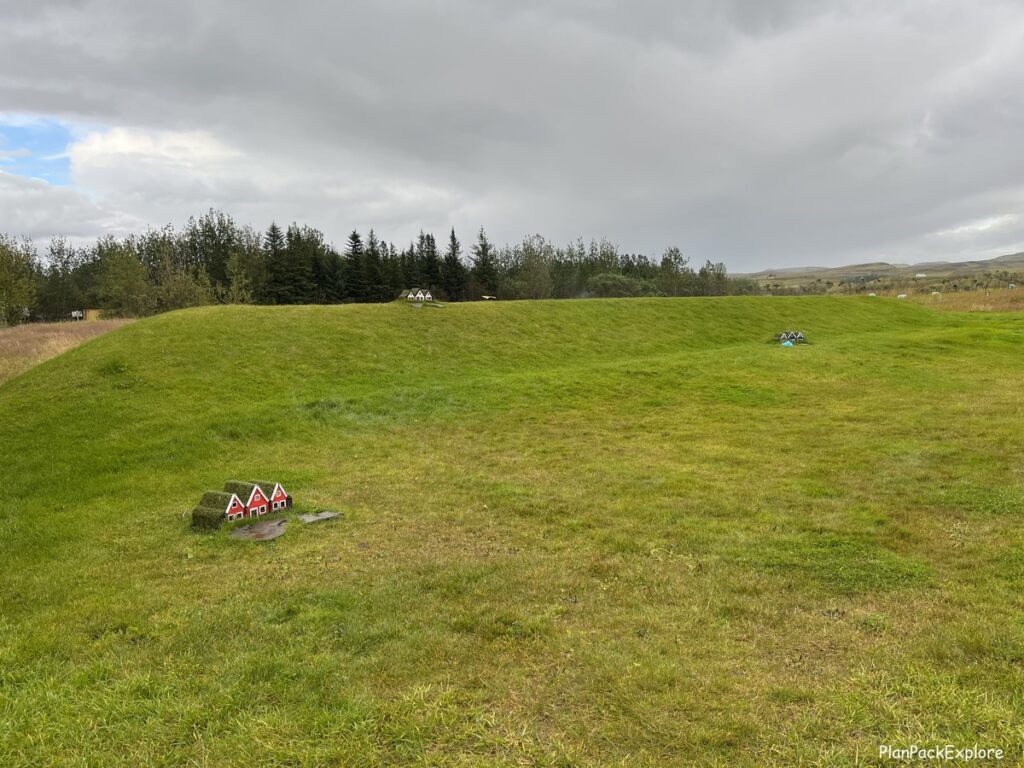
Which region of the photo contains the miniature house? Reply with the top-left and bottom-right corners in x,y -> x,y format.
191,491 -> 246,528
191,480 -> 292,529
405,288 -> 434,302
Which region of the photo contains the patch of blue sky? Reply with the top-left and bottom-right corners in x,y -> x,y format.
0,116 -> 73,185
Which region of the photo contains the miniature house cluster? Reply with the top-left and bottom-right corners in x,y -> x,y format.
406,289 -> 433,302
776,331 -> 806,343
191,480 -> 292,529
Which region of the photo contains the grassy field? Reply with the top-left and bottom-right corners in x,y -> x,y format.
0,320 -> 132,386
2,297 -> 1024,766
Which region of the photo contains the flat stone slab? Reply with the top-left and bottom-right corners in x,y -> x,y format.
299,511 -> 342,524
229,519 -> 287,541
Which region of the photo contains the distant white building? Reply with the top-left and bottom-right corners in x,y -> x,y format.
423,291 -> 433,301
915,273 -> 927,278
897,294 -> 908,299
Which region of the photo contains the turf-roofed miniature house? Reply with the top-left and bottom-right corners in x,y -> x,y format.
191,480 -> 293,529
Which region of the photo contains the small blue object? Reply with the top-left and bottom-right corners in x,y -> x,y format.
781,340 -> 794,347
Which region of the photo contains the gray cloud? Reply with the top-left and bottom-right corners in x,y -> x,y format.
2,0 -> 1023,268
0,171 -> 141,241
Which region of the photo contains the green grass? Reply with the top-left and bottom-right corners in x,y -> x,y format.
2,296 -> 1024,766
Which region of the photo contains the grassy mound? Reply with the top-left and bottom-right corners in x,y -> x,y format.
2,297 -> 1024,765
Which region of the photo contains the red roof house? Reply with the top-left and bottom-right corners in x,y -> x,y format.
191,480 -> 294,529
190,491 -> 246,528
268,482 -> 291,512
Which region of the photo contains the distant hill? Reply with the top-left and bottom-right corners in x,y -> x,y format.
740,251 -> 1024,284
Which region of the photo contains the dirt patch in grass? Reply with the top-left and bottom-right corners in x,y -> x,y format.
0,320 -> 132,385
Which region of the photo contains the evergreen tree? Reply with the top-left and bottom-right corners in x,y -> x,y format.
440,228 -> 468,301
403,241 -> 422,288
344,230 -> 366,301
418,231 -> 441,290
281,224 -> 318,304
329,250 -> 347,302
364,229 -> 387,302
262,222 -> 287,304
383,242 -> 405,297
470,227 -> 499,296
312,247 -> 345,303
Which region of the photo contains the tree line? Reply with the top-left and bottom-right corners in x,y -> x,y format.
0,209 -> 758,324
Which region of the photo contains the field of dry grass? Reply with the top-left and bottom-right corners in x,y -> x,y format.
909,288 -> 1024,312
0,320 -> 132,385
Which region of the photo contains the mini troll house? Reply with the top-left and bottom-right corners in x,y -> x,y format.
191,480 -> 293,529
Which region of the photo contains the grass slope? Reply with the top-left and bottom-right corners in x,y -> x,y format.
2,297 -> 1024,766
0,319 -> 131,386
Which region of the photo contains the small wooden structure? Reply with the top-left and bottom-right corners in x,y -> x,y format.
191,480 -> 292,529
404,288 -> 435,302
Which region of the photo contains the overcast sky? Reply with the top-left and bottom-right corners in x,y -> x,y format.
2,0 -> 1023,270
